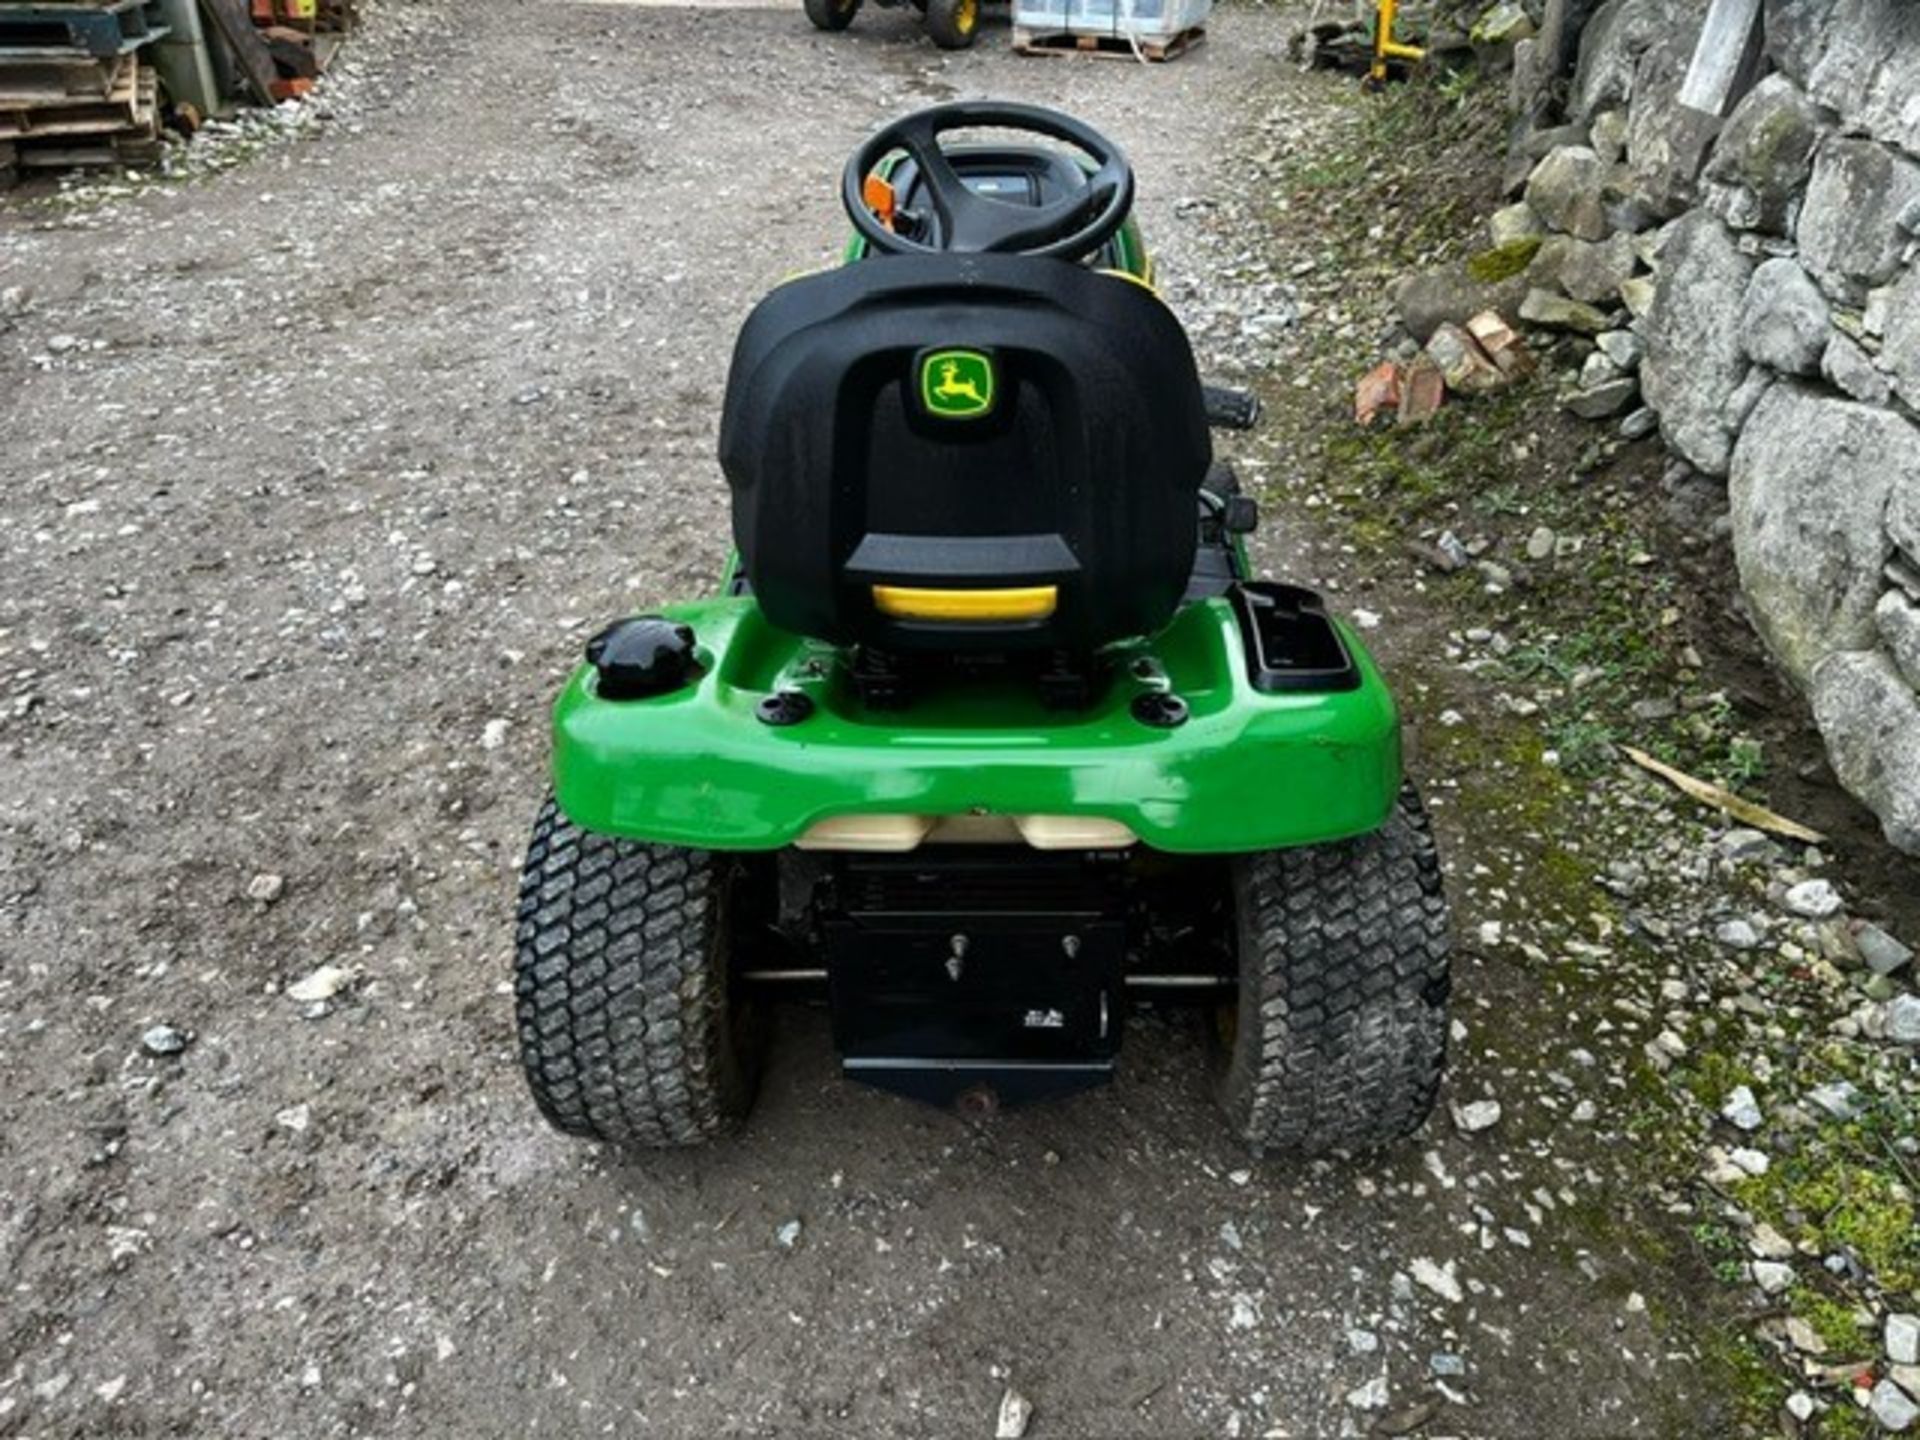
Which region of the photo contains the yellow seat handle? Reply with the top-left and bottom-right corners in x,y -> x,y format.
871,585 -> 1058,622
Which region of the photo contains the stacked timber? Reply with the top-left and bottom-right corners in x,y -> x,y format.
0,0 -> 356,183
0,0 -> 165,179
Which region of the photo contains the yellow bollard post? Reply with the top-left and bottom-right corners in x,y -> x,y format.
1369,0 -> 1427,85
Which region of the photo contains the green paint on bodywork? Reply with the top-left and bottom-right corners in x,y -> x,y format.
570,161 -> 1389,855
552,596 -> 1402,853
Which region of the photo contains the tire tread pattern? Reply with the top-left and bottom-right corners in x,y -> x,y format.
513,797 -> 751,1148
1220,784 -> 1451,1155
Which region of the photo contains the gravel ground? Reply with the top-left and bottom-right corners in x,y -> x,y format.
0,3 -> 1769,1435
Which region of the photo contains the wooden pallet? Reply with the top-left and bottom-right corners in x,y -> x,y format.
1011,23 -> 1203,60
8,56 -> 155,162
0,48 -> 128,103
13,129 -> 158,165
0,48 -> 137,137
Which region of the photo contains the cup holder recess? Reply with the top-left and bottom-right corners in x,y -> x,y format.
1229,582 -> 1363,695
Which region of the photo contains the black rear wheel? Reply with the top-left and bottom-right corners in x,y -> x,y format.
1213,785 -> 1451,1155
804,0 -> 861,32
514,797 -> 765,1147
925,0 -> 979,48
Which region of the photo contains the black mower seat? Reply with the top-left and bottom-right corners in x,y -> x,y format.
718,254 -> 1212,654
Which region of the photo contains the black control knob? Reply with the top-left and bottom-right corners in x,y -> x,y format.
586,617 -> 698,700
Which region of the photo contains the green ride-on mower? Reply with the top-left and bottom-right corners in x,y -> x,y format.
805,0 -> 988,51
513,102 -> 1452,1157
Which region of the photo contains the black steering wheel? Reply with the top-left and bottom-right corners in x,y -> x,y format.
842,101 -> 1134,263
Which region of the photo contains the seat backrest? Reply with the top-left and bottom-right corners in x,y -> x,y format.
718,254 -> 1211,654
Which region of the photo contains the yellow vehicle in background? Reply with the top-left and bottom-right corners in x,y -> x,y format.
804,0 -> 988,51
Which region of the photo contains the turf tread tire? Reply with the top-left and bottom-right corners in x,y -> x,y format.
1218,784 -> 1450,1155
514,797 -> 758,1148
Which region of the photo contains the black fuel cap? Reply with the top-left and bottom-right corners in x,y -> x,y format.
586,617 -> 697,700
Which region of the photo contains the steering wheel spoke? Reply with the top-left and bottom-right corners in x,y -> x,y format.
903,128 -> 993,250
981,191 -> 1094,254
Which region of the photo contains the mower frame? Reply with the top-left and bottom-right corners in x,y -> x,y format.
551,590 -> 1401,855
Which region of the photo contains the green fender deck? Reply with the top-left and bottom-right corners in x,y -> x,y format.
551,595 -> 1402,854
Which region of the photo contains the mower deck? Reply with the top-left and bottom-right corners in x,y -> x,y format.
551,592 -> 1402,855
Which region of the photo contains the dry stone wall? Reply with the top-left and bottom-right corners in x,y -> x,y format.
1515,0 -> 1920,854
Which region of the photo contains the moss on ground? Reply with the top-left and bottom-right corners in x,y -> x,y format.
1466,236 -> 1541,281
1738,1155 -> 1920,1296
1788,1286 -> 1873,1358
1249,61 -> 1772,796
1697,1329 -> 1794,1434
1820,1402 -> 1874,1439
1240,55 -> 1917,1435
1676,1050 -> 1760,1111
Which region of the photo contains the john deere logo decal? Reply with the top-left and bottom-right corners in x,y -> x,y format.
919,348 -> 996,420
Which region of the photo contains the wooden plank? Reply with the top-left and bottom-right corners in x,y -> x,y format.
0,105 -> 126,138
0,52 -> 138,137
1011,23 -> 1202,60
196,0 -> 278,102
15,124 -> 161,166
0,53 -> 125,104
0,95 -> 138,138
5,58 -> 155,149
1678,0 -> 1763,116
15,139 -> 120,164
1620,745 -> 1828,843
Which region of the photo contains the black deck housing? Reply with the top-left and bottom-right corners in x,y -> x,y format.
822,849 -> 1130,1107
